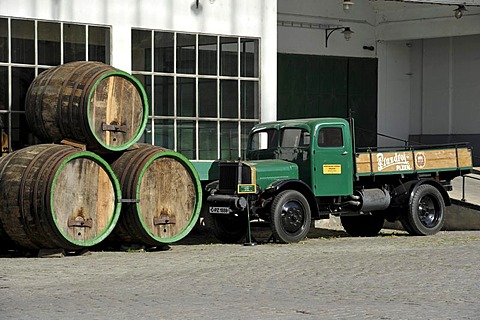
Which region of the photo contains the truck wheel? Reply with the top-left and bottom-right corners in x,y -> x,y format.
340,214 -> 384,237
407,184 -> 445,236
212,214 -> 247,243
270,190 -> 311,243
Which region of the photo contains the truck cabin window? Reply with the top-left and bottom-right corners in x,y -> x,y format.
249,129 -> 278,151
281,128 -> 310,148
318,127 -> 343,147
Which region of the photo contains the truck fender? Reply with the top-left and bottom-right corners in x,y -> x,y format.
262,179 -> 319,218
408,179 -> 451,207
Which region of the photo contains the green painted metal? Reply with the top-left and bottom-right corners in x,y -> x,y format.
191,160 -> 218,181
50,151 -> 122,248
311,119 -> 354,196
245,159 -> 299,191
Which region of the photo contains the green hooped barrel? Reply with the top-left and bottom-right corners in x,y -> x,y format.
109,144 -> 202,246
0,144 -> 122,250
25,61 -> 149,153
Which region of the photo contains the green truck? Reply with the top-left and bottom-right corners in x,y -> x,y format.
205,118 -> 473,243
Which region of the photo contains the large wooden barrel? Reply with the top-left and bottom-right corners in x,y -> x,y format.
109,143 -> 202,246
25,61 -> 149,153
0,144 -> 122,250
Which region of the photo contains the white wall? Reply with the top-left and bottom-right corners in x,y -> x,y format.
277,0 -> 376,58
410,35 -> 480,136
377,40 -> 411,146
0,0 -> 278,122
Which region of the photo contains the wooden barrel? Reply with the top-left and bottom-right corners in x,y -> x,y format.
0,144 -> 122,250
109,143 -> 202,246
25,61 -> 149,153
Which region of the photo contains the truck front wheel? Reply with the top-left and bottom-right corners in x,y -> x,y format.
405,184 -> 445,236
212,214 -> 247,243
270,190 -> 311,243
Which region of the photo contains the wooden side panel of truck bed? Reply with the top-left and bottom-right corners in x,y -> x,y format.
356,147 -> 472,176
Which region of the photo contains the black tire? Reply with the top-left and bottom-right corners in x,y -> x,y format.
212,214 -> 247,243
340,213 -> 384,237
406,184 -> 445,236
399,215 -> 415,235
270,190 -> 311,243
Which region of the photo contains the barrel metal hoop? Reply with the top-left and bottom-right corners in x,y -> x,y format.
117,198 -> 140,203
153,215 -> 177,226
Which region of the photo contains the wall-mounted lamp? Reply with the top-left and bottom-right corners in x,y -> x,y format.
454,5 -> 467,19
343,1 -> 354,12
325,27 -> 354,47
363,46 -> 375,51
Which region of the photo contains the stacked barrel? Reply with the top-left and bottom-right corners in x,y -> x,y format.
0,61 -> 202,253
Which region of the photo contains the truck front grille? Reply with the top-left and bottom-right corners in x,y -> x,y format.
218,161 -> 252,193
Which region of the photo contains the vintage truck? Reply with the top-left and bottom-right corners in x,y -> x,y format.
205,118 -> 473,243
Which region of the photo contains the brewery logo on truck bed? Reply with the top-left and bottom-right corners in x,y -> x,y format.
377,152 -> 412,172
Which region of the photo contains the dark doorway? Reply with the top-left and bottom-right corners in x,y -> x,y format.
277,53 -> 378,148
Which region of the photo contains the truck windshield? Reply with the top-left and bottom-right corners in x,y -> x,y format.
249,129 -> 278,151
281,128 -> 310,148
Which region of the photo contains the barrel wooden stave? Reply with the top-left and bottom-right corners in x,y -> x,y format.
110,143 -> 202,246
0,144 -> 121,250
25,61 -> 148,153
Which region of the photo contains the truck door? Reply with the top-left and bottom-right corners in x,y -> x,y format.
312,123 -> 353,196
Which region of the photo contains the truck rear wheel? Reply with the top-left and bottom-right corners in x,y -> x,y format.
340,214 -> 384,237
270,190 -> 311,243
406,184 -> 445,236
212,214 -> 247,243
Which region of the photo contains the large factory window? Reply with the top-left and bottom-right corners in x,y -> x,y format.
0,17 -> 111,153
132,29 -> 260,160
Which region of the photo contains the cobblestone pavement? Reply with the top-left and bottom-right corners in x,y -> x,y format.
1,226 -> 480,320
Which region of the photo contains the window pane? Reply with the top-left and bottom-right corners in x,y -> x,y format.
133,74 -> 153,115
38,22 -> 60,66
177,77 -> 195,117
11,113 -> 36,150
241,122 -> 256,156
220,37 -> 238,76
132,29 -> 151,71
241,81 -> 258,119
241,38 -> 259,78
248,129 -> 277,151
64,24 -> 86,62
177,120 -> 196,159
177,33 -> 196,74
139,121 -> 152,144
199,121 -> 217,160
0,18 -> 8,62
199,78 -> 216,117
199,35 -> 217,75
12,67 -> 35,111
153,119 -> 174,149
220,121 -> 238,160
0,67 -> 7,110
12,19 -> 35,64
89,26 -> 110,63
154,75 -> 174,116
220,79 -> 237,118
154,31 -> 174,73
318,127 -> 343,147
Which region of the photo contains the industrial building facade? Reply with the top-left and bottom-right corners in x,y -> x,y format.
1,0 -> 480,162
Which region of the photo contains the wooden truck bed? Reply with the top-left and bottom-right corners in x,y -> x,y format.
355,145 -> 472,176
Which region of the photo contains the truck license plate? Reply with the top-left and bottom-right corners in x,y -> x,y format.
209,207 -> 230,214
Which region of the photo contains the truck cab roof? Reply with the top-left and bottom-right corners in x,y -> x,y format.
251,118 -> 349,133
